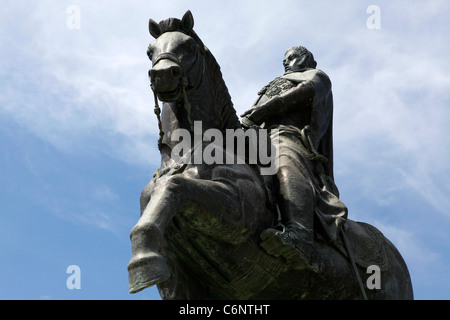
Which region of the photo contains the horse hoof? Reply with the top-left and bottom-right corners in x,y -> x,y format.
128,253 -> 170,294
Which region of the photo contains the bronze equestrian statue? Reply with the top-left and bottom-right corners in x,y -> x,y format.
127,10 -> 413,299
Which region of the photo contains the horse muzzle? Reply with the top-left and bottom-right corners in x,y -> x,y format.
149,59 -> 184,102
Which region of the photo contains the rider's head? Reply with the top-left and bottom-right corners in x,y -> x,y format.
283,46 -> 317,73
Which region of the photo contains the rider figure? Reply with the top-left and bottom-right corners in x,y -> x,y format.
241,46 -> 348,268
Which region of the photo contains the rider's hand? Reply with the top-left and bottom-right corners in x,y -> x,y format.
240,108 -> 254,118
241,115 -> 257,129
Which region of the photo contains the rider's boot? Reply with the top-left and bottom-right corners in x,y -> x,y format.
260,163 -> 315,269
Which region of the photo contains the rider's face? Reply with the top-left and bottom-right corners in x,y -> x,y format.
283,49 -> 309,73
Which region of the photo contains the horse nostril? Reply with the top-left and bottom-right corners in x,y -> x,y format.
149,62 -> 182,93
170,65 -> 182,78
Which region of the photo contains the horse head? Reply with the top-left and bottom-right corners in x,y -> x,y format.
147,11 -> 203,102
146,11 -> 239,137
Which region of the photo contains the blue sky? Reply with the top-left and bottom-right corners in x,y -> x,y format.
1,0 -> 449,300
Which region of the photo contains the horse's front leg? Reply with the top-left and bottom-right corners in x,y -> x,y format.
128,166 -> 267,294
127,172 -> 240,294
127,173 -> 180,293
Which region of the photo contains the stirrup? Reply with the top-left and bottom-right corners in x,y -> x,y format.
260,224 -> 312,270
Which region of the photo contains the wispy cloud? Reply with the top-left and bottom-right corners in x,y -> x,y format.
0,1 -> 160,167
376,222 -> 440,266
30,179 -> 134,234
323,7 -> 450,217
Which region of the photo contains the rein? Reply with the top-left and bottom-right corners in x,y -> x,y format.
151,88 -> 164,150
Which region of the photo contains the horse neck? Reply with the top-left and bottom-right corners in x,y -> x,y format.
159,46 -> 240,168
187,69 -> 219,130
171,52 -> 239,131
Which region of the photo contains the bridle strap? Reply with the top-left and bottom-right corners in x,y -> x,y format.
151,88 -> 164,151
153,52 -> 182,67
153,48 -> 199,77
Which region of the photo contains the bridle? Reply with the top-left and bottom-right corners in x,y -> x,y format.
150,42 -> 201,150
152,52 -> 183,68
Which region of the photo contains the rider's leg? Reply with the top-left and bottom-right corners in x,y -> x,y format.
261,157 -> 315,267
277,163 -> 314,242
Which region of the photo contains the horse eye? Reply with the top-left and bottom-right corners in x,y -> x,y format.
188,44 -> 197,55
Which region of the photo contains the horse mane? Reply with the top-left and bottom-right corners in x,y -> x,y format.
198,37 -> 241,131
157,18 -> 241,131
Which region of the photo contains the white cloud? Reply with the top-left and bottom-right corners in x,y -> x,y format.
376,222 -> 439,266
33,183 -> 134,234
325,8 -> 450,216
0,1 -> 161,167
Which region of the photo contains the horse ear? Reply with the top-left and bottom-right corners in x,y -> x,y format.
149,19 -> 162,38
181,10 -> 194,33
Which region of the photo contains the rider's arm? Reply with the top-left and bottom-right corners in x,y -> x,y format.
245,80 -> 315,125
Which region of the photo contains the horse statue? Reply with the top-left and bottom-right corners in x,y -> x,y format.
127,10 -> 413,299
